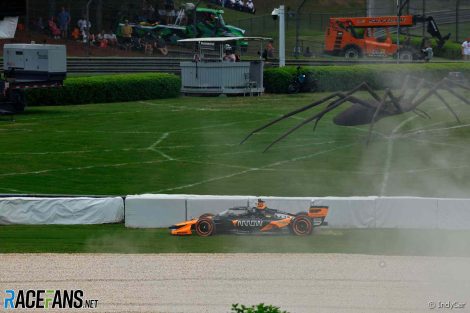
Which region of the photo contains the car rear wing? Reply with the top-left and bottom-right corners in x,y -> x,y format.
308,206 -> 329,226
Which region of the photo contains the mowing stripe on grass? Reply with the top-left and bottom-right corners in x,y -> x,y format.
0,159 -> 172,177
147,132 -> 175,161
155,143 -> 356,193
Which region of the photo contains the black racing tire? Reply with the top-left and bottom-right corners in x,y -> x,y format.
290,215 -> 313,236
195,217 -> 215,237
344,46 -> 361,59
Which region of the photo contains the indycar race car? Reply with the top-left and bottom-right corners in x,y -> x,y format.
170,200 -> 329,236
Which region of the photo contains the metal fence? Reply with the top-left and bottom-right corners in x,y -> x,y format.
5,1 -> 470,59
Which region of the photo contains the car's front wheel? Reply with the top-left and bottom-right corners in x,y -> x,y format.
195,217 -> 215,237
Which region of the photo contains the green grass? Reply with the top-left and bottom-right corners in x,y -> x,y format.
0,92 -> 469,197
1,224 -> 470,256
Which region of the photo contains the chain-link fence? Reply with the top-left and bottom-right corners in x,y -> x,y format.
3,0 -> 470,58
367,0 -> 470,42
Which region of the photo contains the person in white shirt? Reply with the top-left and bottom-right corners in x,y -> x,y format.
462,38 -> 470,61
223,44 -> 236,62
245,0 -> 255,13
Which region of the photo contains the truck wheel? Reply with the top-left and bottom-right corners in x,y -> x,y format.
195,217 -> 215,237
290,215 -> 313,236
344,47 -> 361,59
399,50 -> 413,62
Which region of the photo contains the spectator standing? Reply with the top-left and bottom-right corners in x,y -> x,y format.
57,7 -> 71,39
262,40 -> 274,61
303,46 -> 313,57
223,45 -> 236,62
246,0 -> 255,14
77,17 -> 91,42
165,0 -> 175,24
421,40 -> 433,62
48,16 -> 61,39
158,7 -> 167,24
157,35 -> 168,55
104,30 -> 118,46
121,20 -> 133,44
462,38 -> 470,61
170,33 -> 179,45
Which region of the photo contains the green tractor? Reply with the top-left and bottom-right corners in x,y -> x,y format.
116,4 -> 246,46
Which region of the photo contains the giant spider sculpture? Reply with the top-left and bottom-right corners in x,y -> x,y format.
241,76 -> 470,152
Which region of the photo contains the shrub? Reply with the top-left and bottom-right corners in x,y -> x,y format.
26,73 -> 181,106
264,64 -> 470,93
231,303 -> 289,313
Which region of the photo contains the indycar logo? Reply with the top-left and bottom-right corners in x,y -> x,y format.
236,219 -> 263,227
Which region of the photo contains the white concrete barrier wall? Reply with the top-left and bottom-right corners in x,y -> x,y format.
125,194 -> 187,228
313,197 -> 377,228
187,196 -> 251,219
437,198 -> 470,230
0,197 -> 124,225
375,197 -> 438,229
124,195 -> 470,230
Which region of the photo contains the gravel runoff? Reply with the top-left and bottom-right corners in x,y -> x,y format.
1,253 -> 470,313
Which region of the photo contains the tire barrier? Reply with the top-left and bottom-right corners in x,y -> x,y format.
0,196 -> 124,225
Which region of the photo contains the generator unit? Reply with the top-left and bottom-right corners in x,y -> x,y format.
1,44 -> 66,113
3,44 -> 66,82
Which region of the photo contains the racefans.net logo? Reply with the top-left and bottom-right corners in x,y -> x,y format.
2,289 -> 99,310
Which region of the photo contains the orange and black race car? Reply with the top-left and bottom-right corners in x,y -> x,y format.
169,200 -> 329,236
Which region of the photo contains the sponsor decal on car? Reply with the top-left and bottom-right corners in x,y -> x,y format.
236,219 -> 263,227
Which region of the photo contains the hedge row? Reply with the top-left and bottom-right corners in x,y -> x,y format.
264,63 -> 470,93
26,73 -> 181,106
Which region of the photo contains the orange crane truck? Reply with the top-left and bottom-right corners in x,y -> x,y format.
324,15 -> 450,60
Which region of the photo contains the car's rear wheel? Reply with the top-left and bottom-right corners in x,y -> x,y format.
290,216 -> 313,236
195,217 -> 215,237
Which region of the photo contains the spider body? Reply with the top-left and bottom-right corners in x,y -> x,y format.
333,103 -> 394,126
241,76 -> 469,151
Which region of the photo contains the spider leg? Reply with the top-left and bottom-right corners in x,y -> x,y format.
409,78 -> 465,123
407,78 -> 426,104
263,95 -> 380,152
419,78 -> 470,105
412,108 -> 431,119
443,78 -> 470,91
241,81 -> 378,144
366,89 -> 389,145
240,93 -> 341,144
411,79 -> 447,108
431,90 -> 462,124
443,86 -> 470,105
386,89 -> 404,113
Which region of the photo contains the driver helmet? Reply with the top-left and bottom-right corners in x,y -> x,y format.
225,44 -> 232,51
256,199 -> 267,210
